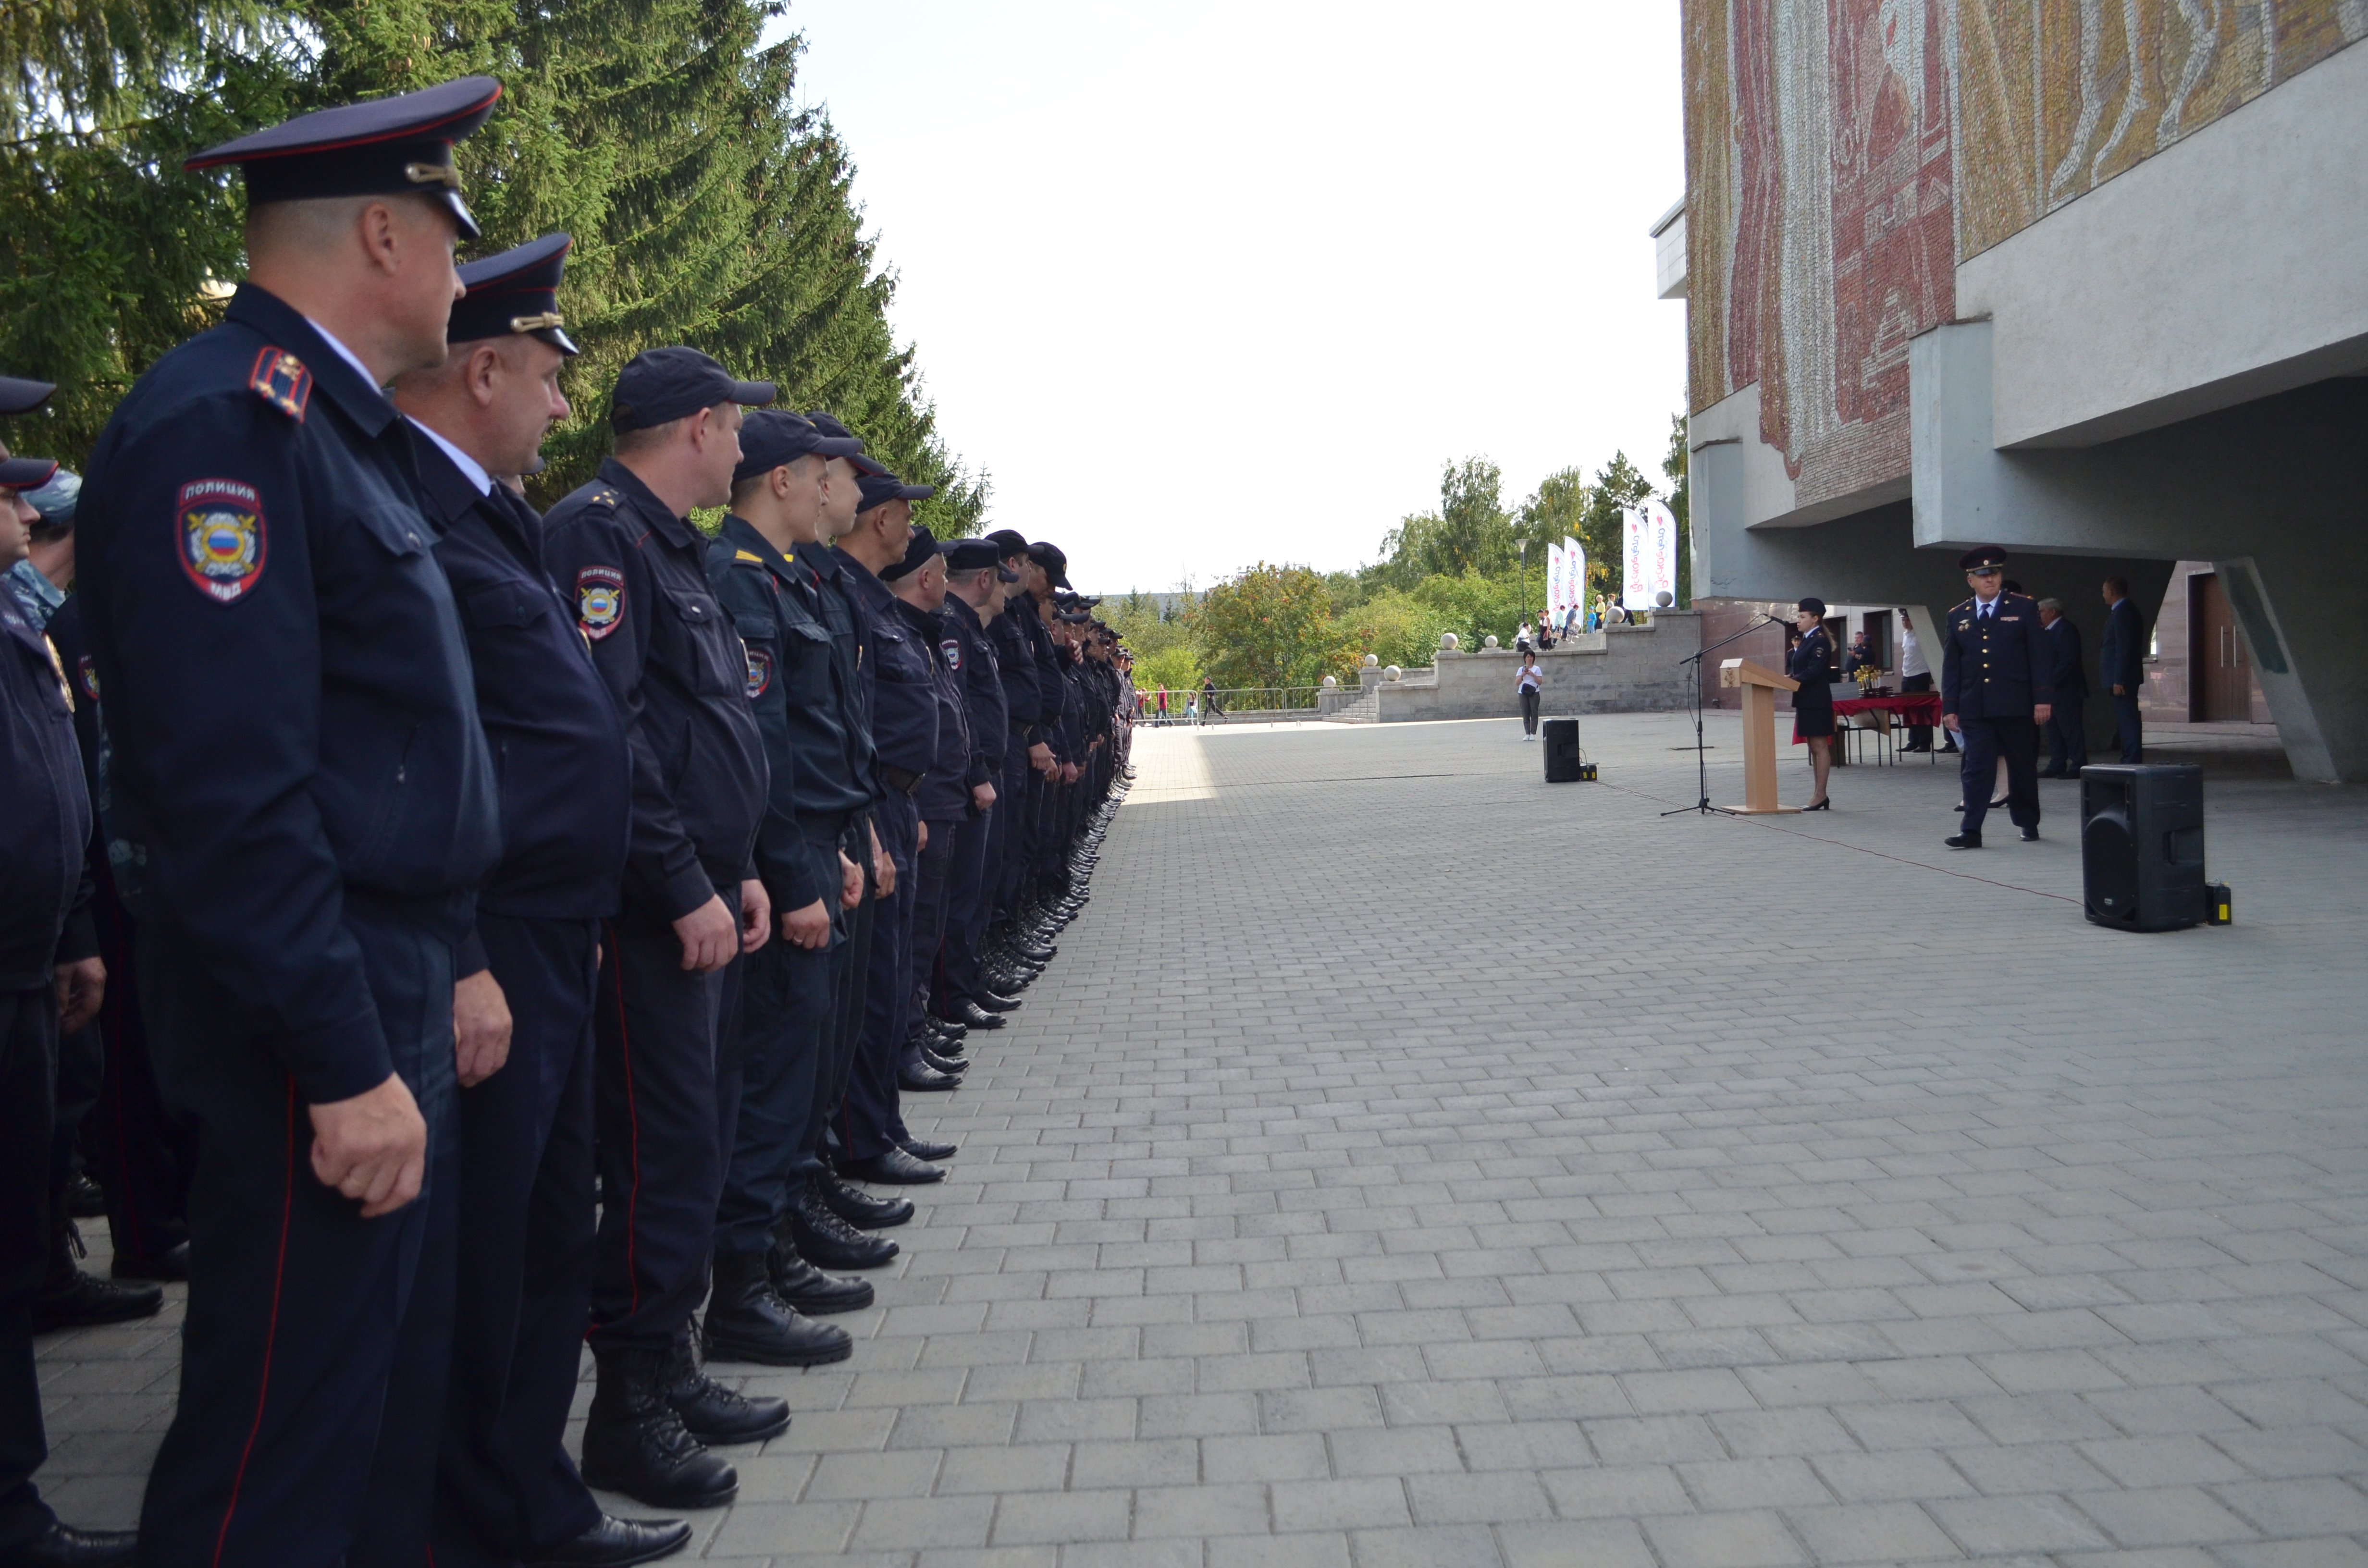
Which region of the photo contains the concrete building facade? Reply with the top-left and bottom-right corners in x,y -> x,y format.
1678,0 -> 2368,778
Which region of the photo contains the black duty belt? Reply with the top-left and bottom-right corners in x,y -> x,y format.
1009,720 -> 1033,739
880,764 -> 924,796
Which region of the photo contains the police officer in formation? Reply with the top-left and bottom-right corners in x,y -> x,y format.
0,74 -> 1138,1568
1941,545 -> 2055,850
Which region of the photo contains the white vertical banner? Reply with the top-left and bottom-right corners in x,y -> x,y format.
1547,541 -> 1565,615
1564,537 -> 1585,622
1640,498 -> 1678,607
1621,506 -> 1646,610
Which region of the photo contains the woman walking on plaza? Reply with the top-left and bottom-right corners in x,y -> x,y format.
1790,597 -> 1837,808
1516,648 -> 1543,738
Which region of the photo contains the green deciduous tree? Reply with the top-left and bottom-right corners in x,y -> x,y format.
1191,563 -> 1339,689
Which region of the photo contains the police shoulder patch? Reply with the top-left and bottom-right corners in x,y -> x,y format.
76,655 -> 99,702
577,564 -> 625,639
745,645 -> 772,698
940,637 -> 962,673
248,347 -> 312,422
176,478 -> 268,604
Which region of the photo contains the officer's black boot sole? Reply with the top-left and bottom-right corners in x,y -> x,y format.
525,1512 -> 695,1568
579,1445 -> 738,1512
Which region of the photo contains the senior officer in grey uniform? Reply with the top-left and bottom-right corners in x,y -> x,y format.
541,347 -> 780,1510
76,80 -> 505,1567
833,469 -> 947,1187
703,408 -> 879,1368
390,236 -> 687,1568
2,378 -> 135,1568
1941,545 -> 2054,849
885,531 -> 974,1093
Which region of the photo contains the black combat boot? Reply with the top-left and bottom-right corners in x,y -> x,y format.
579,1349 -> 739,1510
660,1339 -> 792,1444
30,1219 -> 162,1333
767,1245 -> 875,1315
699,1251 -> 851,1368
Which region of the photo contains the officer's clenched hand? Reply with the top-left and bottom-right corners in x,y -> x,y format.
781,897 -> 832,949
2033,703 -> 2053,723
673,893 -> 739,973
452,969 -> 512,1088
917,821 -> 930,853
839,852 -> 864,909
1029,741 -> 1055,778
871,826 -> 896,899
1943,712 -> 1961,733
1061,762 -> 1081,785
740,879 -> 772,955
310,1075 -> 428,1218
55,956 -> 105,1034
972,781 -> 996,810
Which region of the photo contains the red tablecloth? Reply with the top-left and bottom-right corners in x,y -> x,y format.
1832,694 -> 1940,720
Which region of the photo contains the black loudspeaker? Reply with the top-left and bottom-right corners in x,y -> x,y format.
1543,718 -> 1583,783
2081,763 -> 2206,931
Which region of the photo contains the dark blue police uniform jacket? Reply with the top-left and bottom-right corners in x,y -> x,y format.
2100,597 -> 2145,692
1940,591 -> 2054,721
944,593 -> 1007,774
2045,615 -> 2089,700
841,562 -> 939,793
1024,600 -> 1066,760
542,458 -> 764,919
913,602 -> 973,823
711,518 -> 872,912
990,600 -> 1037,747
78,283 -> 499,1103
413,437 -> 630,964
792,539 -> 880,808
0,594 -> 93,990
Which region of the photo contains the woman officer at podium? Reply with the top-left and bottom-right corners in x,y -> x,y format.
1789,597 -> 1836,809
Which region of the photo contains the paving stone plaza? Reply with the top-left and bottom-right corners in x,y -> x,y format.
35,713 -> 2368,1566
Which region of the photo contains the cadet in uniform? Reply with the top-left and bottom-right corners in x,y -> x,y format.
77,81 -> 506,1566
886,531 -> 973,1093
703,409 -> 878,1366
2,378 -> 134,1568
1940,546 -> 2054,849
541,347 -> 778,1509
832,470 -> 946,1186
979,531 -> 1052,1009
931,539 -> 1011,1041
389,235 -> 690,1567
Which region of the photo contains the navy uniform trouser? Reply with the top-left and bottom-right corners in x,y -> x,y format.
2046,697 -> 2089,774
136,903 -> 458,1568
588,883 -> 741,1356
2112,692 -> 2144,762
1958,714 -> 2041,837
937,805 -> 994,1015
802,816 -> 874,1185
905,817 -> 962,1066
840,795 -> 916,1163
721,826 -> 846,1251
992,749 -> 1030,925
85,875 -> 196,1267
431,915 -> 603,1566
0,987 -> 60,1556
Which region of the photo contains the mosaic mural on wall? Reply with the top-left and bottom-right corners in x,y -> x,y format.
1958,0 -> 2367,259
1684,0 -> 2365,505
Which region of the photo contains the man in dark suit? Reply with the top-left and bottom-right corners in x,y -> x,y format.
2099,576 -> 2145,762
2037,598 -> 2088,777
1940,546 -> 2054,849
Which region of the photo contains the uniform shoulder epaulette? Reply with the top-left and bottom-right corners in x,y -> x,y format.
589,488 -> 620,507
734,549 -> 764,563
248,346 -> 313,422
1953,598 -> 1974,612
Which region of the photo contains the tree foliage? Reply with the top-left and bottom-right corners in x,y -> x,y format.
1191,563 -> 1339,690
0,0 -> 984,531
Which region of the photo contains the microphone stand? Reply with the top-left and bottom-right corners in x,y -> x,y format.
1663,614 -> 1791,818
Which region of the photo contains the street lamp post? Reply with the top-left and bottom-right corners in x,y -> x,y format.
1518,538 -> 1528,639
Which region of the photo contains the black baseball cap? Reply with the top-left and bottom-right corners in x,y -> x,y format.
452,232 -> 577,354
731,409 -> 864,484
0,376 -> 53,415
942,538 -> 1002,572
802,413 -> 881,473
985,528 -> 1030,558
611,346 -> 775,433
882,525 -> 939,581
855,469 -> 935,514
1028,542 -> 1071,589
0,456 -> 61,490
185,76 -> 503,240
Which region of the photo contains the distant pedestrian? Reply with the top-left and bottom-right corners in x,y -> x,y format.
2037,598 -> 2088,777
1516,649 -> 1542,738
2100,576 -> 2144,762
1898,611 -> 1938,753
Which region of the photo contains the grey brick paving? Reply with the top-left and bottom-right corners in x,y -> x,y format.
32,713 -> 2368,1564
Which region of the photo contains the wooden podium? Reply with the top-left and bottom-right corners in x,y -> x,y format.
1720,658 -> 1801,814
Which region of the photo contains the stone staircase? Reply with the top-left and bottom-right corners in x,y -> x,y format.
1325,686 -> 1382,723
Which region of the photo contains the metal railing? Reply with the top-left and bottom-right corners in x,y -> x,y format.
1130,686 -> 1328,723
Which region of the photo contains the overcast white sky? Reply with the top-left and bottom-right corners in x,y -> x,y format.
768,0 -> 1687,594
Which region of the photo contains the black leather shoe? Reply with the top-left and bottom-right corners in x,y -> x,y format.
1010,939 -> 1056,963
1945,833 -> 1983,849
925,1028 -> 965,1057
953,1001 -> 1005,1030
33,1226 -> 163,1333
580,1350 -> 739,1510
820,1176 -> 913,1229
920,1047 -> 968,1076
974,991 -> 1021,1013
929,1015 -> 968,1041
700,1252 -> 851,1369
2021,826 -> 2041,841
661,1342 -> 794,1442
788,1187 -> 899,1270
839,1146 -> 946,1185
767,1246 -> 875,1315
2037,769 -> 2065,779
899,1061 -> 960,1093
526,1512 -> 694,1568
64,1174 -> 104,1220
111,1240 -> 189,1282
901,1137 -> 958,1162
0,1522 -> 137,1568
